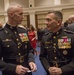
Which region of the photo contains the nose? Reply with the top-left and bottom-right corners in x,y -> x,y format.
21,15 -> 24,19
45,20 -> 49,25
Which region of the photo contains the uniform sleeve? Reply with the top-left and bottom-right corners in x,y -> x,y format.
39,38 -> 50,72
0,43 -> 16,73
61,61 -> 74,74
27,36 -> 35,63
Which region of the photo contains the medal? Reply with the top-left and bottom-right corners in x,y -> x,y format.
63,50 -> 68,55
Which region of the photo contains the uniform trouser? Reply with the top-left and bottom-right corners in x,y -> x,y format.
46,72 -> 74,75
2,71 -> 32,75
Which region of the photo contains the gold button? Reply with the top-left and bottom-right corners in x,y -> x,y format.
46,47 -> 49,49
57,32 -> 59,34
6,39 -> 9,41
54,43 -> 56,46
18,46 -> 20,48
5,30 -> 8,33
54,57 -> 57,59
16,39 -> 19,41
18,42 -> 21,45
54,50 -> 56,53
53,46 -> 56,49
14,32 -> 17,34
53,36 -> 56,38
18,53 -> 21,55
7,45 -> 9,47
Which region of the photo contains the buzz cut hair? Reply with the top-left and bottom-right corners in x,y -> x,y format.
48,10 -> 63,21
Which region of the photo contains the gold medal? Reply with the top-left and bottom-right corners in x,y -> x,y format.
63,50 -> 68,55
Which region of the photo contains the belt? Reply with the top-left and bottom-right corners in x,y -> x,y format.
49,59 -> 71,67
3,55 -> 27,64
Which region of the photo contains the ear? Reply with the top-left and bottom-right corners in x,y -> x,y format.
57,19 -> 61,26
9,12 -> 14,17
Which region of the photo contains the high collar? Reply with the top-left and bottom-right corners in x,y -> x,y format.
5,23 -> 17,31
53,28 -> 63,36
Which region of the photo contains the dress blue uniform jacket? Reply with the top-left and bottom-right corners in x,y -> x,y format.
0,23 -> 34,75
40,28 -> 74,75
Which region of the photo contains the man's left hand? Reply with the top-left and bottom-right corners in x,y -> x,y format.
49,67 -> 62,75
29,62 -> 37,72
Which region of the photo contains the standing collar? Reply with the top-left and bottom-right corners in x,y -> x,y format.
5,23 -> 17,30
53,28 -> 63,36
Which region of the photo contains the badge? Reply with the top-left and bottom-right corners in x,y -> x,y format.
2,39 -> 12,42
63,50 -> 68,55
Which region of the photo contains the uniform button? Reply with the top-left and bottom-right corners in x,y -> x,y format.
54,50 -> 56,53
7,45 -> 9,47
18,43 -> 21,46
6,39 -> 9,41
14,31 -> 17,34
54,57 -> 57,59
18,53 -> 21,55
5,30 -> 8,33
54,43 -> 56,46
53,46 -> 56,49
53,36 -> 56,39
18,46 -> 20,48
57,32 -> 59,34
46,47 -> 49,49
16,39 -> 19,41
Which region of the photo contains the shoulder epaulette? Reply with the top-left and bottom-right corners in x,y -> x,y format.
18,26 -> 26,29
64,29 -> 74,34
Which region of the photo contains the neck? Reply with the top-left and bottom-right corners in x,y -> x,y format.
50,26 -> 61,33
7,21 -> 17,27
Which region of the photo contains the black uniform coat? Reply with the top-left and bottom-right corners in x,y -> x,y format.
0,24 -> 34,75
39,28 -> 74,75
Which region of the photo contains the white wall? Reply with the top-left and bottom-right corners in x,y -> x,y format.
0,0 -> 4,11
0,0 -> 74,26
62,8 -> 74,22
61,0 -> 74,4
9,0 -> 29,8
34,0 -> 54,7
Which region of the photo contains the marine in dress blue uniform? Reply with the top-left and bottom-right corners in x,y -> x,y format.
0,24 -> 35,75
40,28 -> 74,75
39,10 -> 74,75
